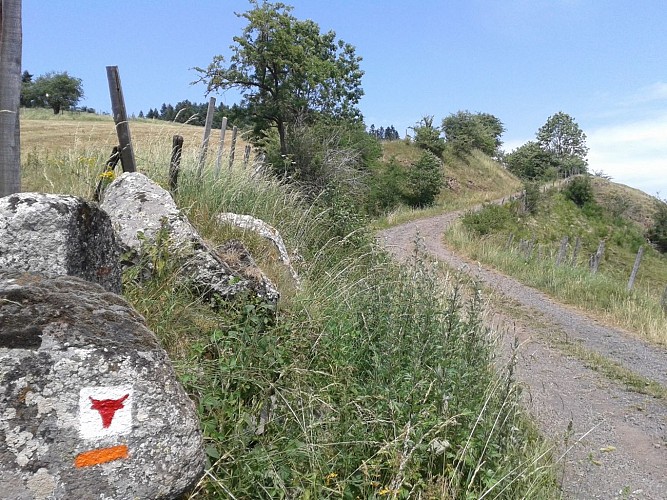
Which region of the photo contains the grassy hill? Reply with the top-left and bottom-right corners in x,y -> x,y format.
15,111 -> 557,498
446,177 -> 667,344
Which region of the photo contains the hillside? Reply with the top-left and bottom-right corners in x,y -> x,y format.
445,176 -> 667,344
14,111 -> 559,498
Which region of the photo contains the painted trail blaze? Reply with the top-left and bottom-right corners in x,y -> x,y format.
74,445 -> 129,468
89,394 -> 129,428
79,387 -> 133,440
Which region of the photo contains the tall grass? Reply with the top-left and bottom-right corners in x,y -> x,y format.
20,115 -> 559,498
446,222 -> 667,345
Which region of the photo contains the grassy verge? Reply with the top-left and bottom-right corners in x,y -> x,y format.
446,192 -> 667,345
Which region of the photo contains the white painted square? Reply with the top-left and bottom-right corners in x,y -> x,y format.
79,386 -> 133,440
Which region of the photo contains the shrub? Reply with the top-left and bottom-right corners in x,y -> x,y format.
403,151 -> 444,208
412,115 -> 446,157
462,203 -> 515,235
524,181 -> 541,214
563,175 -> 594,207
647,197 -> 667,253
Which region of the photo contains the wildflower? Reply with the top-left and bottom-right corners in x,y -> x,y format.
98,170 -> 116,181
325,472 -> 338,485
378,488 -> 393,496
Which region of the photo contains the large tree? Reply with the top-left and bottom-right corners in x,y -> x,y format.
23,71 -> 84,114
195,0 -> 364,155
536,111 -> 588,174
0,0 -> 22,196
441,111 -> 505,158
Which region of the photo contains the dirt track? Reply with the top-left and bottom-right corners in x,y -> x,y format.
378,210 -> 667,499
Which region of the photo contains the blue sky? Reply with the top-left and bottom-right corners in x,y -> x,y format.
23,0 -> 667,196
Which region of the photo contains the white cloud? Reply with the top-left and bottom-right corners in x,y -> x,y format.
587,113 -> 667,197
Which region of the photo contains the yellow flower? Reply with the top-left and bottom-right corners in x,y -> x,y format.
325,472 -> 338,485
98,170 -> 116,181
378,488 -> 393,496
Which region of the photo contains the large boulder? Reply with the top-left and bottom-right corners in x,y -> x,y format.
0,269 -> 205,499
100,172 -> 279,304
0,193 -> 121,293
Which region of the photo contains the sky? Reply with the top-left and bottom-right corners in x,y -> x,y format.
23,0 -> 667,197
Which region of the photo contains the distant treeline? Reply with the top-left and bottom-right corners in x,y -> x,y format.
368,124 -> 400,141
139,101 -> 252,129
139,100 -> 400,141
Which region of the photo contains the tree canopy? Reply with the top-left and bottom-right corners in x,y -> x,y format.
195,0 -> 364,155
536,111 -> 588,174
22,71 -> 84,114
441,111 -> 504,157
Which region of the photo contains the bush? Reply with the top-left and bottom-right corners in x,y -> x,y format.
462,203 -> 515,236
563,175 -> 593,207
403,151 -> 444,208
524,181 -> 541,214
647,198 -> 667,253
413,116 -> 446,157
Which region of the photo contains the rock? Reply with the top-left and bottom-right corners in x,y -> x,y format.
0,269 -> 205,499
100,172 -> 279,304
216,212 -> 301,287
0,193 -> 121,293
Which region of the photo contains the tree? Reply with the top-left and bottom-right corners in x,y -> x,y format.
26,71 -> 84,114
0,0 -> 22,196
536,111 -> 588,175
195,0 -> 364,155
403,151 -> 443,208
441,111 -> 505,157
505,141 -> 559,181
412,115 -> 445,157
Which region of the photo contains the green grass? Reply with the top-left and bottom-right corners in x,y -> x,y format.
448,188 -> 667,345
19,114 -> 560,498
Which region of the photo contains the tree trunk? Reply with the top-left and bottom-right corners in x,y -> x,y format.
276,120 -> 287,156
0,0 -> 22,197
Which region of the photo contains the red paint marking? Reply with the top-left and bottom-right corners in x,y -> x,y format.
89,394 -> 129,428
74,445 -> 129,467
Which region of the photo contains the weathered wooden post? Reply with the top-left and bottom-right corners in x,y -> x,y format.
106,66 -> 136,173
556,236 -> 569,266
243,144 -> 251,166
506,233 -> 515,250
228,126 -> 238,170
169,135 -> 183,193
214,116 -> 228,178
197,96 -> 216,179
626,246 -> 644,291
570,237 -> 581,266
93,146 -> 121,202
589,240 -> 606,273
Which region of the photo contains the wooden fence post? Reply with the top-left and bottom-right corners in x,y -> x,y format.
571,237 -> 581,266
626,245 -> 644,291
243,144 -> 251,166
589,240 -> 605,274
214,116 -> 228,178
228,126 -> 238,170
93,146 -> 121,202
169,135 -> 183,193
197,96 -> 216,179
556,236 -> 569,266
106,66 -> 136,173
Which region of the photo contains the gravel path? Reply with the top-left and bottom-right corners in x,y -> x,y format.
378,210 -> 667,499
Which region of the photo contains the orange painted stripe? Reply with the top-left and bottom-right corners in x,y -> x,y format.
74,445 -> 129,468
